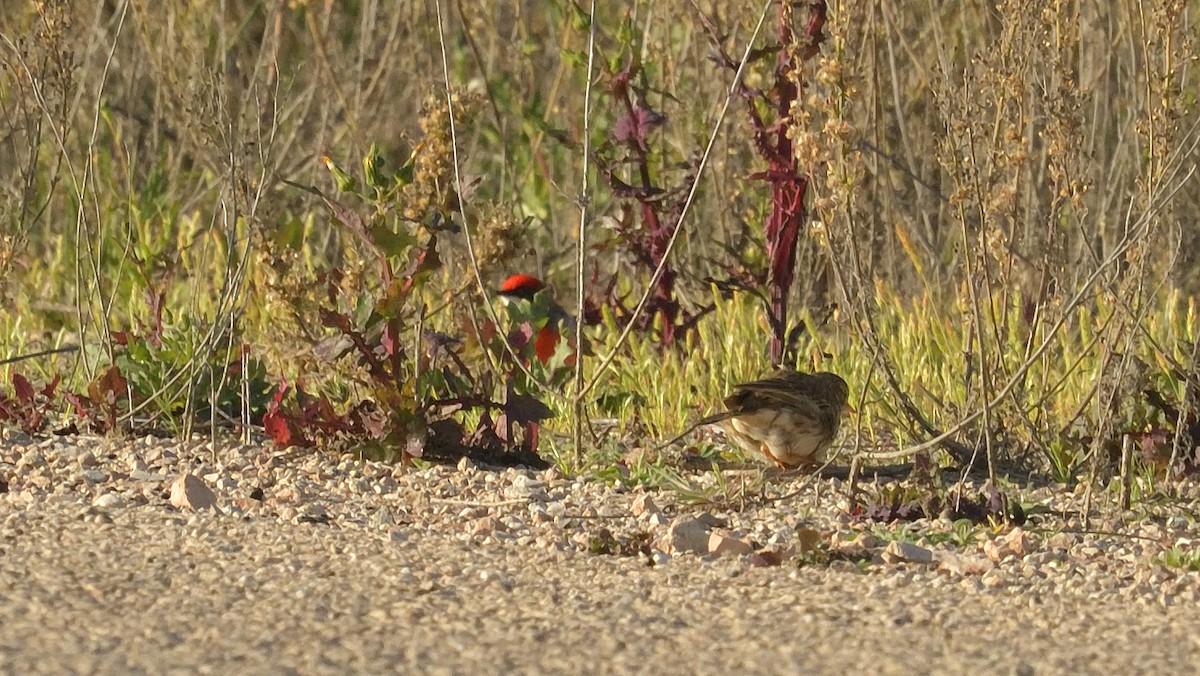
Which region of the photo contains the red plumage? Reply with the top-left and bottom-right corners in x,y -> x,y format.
497,274 -> 545,301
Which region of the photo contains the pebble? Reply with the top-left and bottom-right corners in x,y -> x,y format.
80,469 -> 109,484
884,541 -> 934,565
0,430 -> 1195,615
170,474 -> 218,512
92,492 -> 126,509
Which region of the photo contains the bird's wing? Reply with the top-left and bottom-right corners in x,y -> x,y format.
723,370 -> 824,419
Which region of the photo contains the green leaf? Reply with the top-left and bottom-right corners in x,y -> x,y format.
353,292 -> 377,330
363,144 -> 386,191
560,49 -> 588,69
322,155 -> 358,194
368,223 -> 417,259
394,148 -> 417,188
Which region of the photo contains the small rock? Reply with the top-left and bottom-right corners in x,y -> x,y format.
631,494 -> 660,518
851,532 -> 880,550
983,539 -> 1004,562
1046,531 -> 1077,550
981,568 -> 1006,589
750,547 -> 794,567
1004,527 -> 1034,556
169,474 -> 218,511
78,451 -> 99,468
92,492 -> 126,509
126,454 -> 148,473
883,540 -> 934,565
472,516 -> 505,537
296,504 -> 331,524
456,456 -> 475,473
81,508 -> 113,525
937,552 -> 992,576
651,550 -> 671,566
984,527 -> 1037,562
659,514 -> 716,555
80,469 -> 109,484
505,475 -> 546,500
529,506 -> 553,525
708,531 -> 754,557
129,469 -> 162,482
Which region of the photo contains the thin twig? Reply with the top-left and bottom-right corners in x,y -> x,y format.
0,345 -> 81,366
571,0 -> 599,469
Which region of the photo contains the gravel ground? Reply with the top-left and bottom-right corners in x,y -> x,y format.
3,431 -> 1200,674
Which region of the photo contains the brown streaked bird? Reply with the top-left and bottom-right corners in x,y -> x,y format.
667,370 -> 850,469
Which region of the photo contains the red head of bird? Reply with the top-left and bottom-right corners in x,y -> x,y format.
497,274 -> 546,302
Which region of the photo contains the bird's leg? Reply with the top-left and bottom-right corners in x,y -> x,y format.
761,444 -> 790,470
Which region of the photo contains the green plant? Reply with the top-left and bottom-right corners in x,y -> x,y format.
1157,546 -> 1200,572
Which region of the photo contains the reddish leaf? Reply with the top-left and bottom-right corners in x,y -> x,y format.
357,404 -> 389,440
507,322 -> 534,352
319,308 -> 351,333
0,399 -> 16,422
262,409 -> 293,446
40,375 -> 61,399
97,366 -> 128,398
477,317 -> 497,345
608,69 -> 631,95
381,322 -> 398,356
63,391 -> 92,419
405,431 -> 426,458
613,105 -> 665,147
534,326 -> 560,366
147,289 -> 166,344
12,373 -> 34,403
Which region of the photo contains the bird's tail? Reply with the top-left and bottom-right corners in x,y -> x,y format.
657,410 -> 738,451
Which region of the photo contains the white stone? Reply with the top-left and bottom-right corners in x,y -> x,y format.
169,474 -> 218,511
631,494 -> 660,518
883,540 -> 934,565
80,469 -> 109,484
92,492 -> 126,509
708,531 -> 754,557
659,515 -> 715,555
